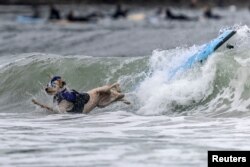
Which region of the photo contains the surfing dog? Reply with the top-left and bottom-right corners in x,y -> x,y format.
32,76 -> 130,113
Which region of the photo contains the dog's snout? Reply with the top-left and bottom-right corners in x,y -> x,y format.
45,88 -> 48,92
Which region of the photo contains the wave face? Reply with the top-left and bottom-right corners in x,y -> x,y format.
1,26 -> 250,117
0,54 -> 148,113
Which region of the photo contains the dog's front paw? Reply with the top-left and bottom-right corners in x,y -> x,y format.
119,98 -> 131,105
112,83 -> 121,93
123,100 -> 131,105
31,99 -> 37,104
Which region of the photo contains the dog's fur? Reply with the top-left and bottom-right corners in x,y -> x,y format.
32,76 -> 130,113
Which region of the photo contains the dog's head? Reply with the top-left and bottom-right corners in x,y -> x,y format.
45,76 -> 66,95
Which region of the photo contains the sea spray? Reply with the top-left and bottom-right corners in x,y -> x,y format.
136,25 -> 250,116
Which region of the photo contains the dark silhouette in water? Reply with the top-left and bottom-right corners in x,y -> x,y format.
203,6 -> 221,19
66,10 -> 102,22
49,5 -> 61,20
112,4 -> 128,19
165,8 -> 198,21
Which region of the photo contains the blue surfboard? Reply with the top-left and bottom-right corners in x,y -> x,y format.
168,30 -> 236,80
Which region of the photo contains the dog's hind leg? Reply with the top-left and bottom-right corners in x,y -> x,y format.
96,83 -> 120,94
118,98 -> 131,105
111,83 -> 121,93
97,92 -> 125,108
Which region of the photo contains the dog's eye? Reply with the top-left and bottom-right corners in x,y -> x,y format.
51,82 -> 56,88
47,82 -> 55,88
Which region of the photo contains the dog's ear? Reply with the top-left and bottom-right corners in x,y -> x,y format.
62,81 -> 66,87
59,79 -> 66,88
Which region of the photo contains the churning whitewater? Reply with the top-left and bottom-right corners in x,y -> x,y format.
137,26 -> 250,116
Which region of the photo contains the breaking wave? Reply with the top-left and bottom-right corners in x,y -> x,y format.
1,26 -> 250,117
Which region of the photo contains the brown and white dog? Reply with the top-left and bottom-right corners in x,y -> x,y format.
32,76 -> 130,113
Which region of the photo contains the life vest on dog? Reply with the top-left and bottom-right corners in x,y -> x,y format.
54,89 -> 90,113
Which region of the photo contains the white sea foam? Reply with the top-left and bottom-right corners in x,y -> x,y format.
136,25 -> 250,115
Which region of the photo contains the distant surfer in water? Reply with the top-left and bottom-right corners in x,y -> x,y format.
66,10 -> 102,23
49,5 -> 61,20
112,4 -> 129,19
165,8 -> 198,21
203,6 -> 221,20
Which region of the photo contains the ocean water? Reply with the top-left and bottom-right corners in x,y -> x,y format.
1,6 -> 250,167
